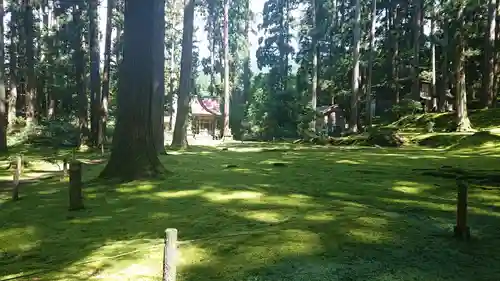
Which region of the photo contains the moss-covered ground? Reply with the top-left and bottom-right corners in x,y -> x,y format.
1,143 -> 500,281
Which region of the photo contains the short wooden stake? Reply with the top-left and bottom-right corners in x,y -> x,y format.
12,155 -> 22,201
68,160 -> 84,211
163,228 -> 178,281
454,179 -> 470,240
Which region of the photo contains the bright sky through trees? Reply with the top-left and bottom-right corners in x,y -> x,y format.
96,0 -> 269,71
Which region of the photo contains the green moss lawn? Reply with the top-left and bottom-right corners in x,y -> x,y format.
1,143 -> 500,281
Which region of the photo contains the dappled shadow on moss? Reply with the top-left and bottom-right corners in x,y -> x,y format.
1,146 -> 500,280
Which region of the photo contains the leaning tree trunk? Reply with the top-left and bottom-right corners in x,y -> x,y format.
99,0 -> 165,181
171,0 -> 196,148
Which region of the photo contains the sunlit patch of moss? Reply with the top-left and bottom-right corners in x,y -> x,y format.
381,197 -> 455,212
241,210 -> 287,223
70,216 -> 113,225
336,159 -> 361,164
347,227 -> 393,243
304,211 -> 338,221
155,189 -> 204,198
202,190 -> 264,202
194,229 -> 323,280
392,181 -> 433,194
0,226 -> 38,252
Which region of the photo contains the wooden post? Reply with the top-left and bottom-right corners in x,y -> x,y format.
12,155 -> 22,201
163,228 -> 178,281
68,160 -> 84,211
454,179 -> 470,240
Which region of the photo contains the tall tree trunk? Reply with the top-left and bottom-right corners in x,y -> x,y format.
99,0 -> 165,180
392,3 -> 400,105
310,0 -> 318,132
23,0 -> 35,124
350,0 -> 361,133
222,0 -> 231,139
8,5 -> 17,126
152,0 -> 165,153
72,5 -> 88,146
89,0 -> 102,146
243,0 -> 251,106
483,0 -> 496,108
0,0 -> 6,152
366,0 -> 376,127
42,0 -> 54,118
114,3 -> 123,70
493,0 -> 500,102
439,18 -> 449,112
455,1 -> 472,132
168,39 -> 176,132
411,0 -> 421,100
167,0 -> 178,132
171,0 -> 195,148
101,0 -> 114,141
430,1 -> 437,111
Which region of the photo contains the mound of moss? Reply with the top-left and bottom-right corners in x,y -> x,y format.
418,131 -> 500,149
417,134 -> 465,148
366,128 -> 407,147
452,131 -> 500,149
391,108 -> 500,132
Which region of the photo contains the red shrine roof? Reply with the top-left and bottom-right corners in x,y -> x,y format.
191,98 -> 221,116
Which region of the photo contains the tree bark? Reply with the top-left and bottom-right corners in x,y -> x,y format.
89,0 -> 102,147
430,1 -> 437,111
23,0 -> 35,124
392,3 -> 400,105
411,0 -> 422,100
483,0 -> 496,108
243,0 -> 251,107
366,0 -> 376,127
99,0 -> 165,181
439,18 -> 449,112
455,1 -> 472,132
8,5 -> 17,125
72,5 -> 87,146
310,0 -> 318,132
152,0 -> 166,153
222,0 -> 231,139
350,0 -> 361,133
0,0 -> 6,152
101,0 -> 114,141
171,0 -> 195,148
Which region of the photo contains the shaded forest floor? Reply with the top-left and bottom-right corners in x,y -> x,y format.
1,143 -> 500,281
